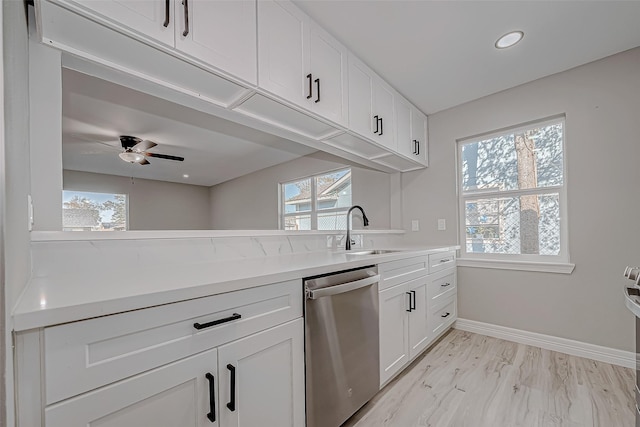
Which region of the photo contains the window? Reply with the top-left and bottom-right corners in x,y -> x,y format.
62,190 -> 128,231
280,168 -> 352,230
458,117 -> 567,263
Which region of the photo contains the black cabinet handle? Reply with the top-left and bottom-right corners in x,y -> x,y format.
379,117 -> 383,136
411,290 -> 416,310
441,282 -> 452,287
194,313 -> 241,330
205,373 -> 216,422
413,139 -> 419,155
441,312 -> 451,318
182,0 -> 189,37
373,115 -> 379,134
314,78 -> 320,103
416,140 -> 419,155
226,364 -> 236,411
405,292 -> 412,312
306,74 -> 313,99
163,0 -> 170,27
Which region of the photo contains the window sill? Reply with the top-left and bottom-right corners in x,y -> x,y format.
457,258 -> 575,274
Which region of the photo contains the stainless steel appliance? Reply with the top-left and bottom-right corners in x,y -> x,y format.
623,266 -> 640,427
304,266 -> 380,427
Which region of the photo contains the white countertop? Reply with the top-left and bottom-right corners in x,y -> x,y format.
13,246 -> 457,331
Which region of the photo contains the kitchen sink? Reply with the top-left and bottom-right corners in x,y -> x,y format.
346,249 -> 401,256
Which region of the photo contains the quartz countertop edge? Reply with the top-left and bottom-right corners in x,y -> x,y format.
13,246 -> 458,331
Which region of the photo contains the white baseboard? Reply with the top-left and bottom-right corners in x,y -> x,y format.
454,318 -> 635,369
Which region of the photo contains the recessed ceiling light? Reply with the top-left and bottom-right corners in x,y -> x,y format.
183,174 -> 189,179
495,31 -> 524,49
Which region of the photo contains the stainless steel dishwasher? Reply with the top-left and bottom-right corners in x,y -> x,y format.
304,266 -> 380,427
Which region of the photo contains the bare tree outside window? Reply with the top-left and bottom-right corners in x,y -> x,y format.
460,118 -> 565,259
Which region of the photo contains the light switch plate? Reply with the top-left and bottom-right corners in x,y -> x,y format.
411,220 -> 419,231
437,219 -> 446,231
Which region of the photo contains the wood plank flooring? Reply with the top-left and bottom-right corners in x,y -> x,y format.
343,329 -> 635,427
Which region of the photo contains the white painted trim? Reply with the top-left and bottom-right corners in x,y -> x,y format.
457,258 -> 575,274
454,318 -> 635,369
30,229 -> 407,242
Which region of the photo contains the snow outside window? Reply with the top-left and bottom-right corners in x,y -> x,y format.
280,169 -> 352,231
458,117 -> 568,263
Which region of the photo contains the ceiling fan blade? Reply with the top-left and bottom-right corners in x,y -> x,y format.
132,139 -> 157,152
145,152 -> 185,162
139,158 -> 151,165
68,133 -> 120,150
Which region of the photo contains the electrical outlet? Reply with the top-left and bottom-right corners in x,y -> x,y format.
437,219 -> 446,231
411,220 -> 419,231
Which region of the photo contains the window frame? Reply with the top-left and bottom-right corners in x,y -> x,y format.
279,168 -> 351,231
456,116 -> 571,267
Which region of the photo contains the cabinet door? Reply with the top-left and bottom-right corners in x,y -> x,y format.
175,0 -> 257,84
56,0 -> 175,46
408,277 -> 430,360
411,107 -> 429,165
379,283 -> 409,386
257,0 -> 308,105
372,79 -> 396,150
45,348 -> 219,427
395,96 -> 413,159
218,319 -> 305,427
307,21 -> 348,126
348,55 -> 375,139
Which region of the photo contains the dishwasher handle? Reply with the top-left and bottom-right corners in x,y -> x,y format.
306,274 -> 380,299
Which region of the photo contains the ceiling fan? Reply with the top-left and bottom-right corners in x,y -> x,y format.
117,135 -> 184,165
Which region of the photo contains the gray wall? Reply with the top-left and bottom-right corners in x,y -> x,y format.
402,47 -> 640,352
64,170 -> 212,230
209,152 -> 394,230
3,2 -> 31,425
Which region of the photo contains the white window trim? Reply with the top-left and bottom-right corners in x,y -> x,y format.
279,168 -> 351,231
456,116 -> 571,270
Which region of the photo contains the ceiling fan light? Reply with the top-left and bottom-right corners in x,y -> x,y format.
495,31 -> 524,49
119,151 -> 146,164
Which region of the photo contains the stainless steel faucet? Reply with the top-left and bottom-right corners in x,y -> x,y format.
345,205 -> 369,250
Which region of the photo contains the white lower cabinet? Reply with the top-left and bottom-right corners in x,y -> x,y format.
44,319 -> 304,427
378,252 -> 457,387
379,282 -> 410,385
217,319 -> 305,427
17,281 -> 304,427
46,348 -> 219,427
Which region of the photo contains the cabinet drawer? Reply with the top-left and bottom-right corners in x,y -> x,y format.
378,256 -> 427,291
430,296 -> 456,338
44,280 -> 302,404
427,268 -> 456,307
428,250 -> 456,274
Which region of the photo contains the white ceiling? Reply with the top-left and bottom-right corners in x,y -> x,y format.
62,69 -> 316,187
293,0 -> 640,114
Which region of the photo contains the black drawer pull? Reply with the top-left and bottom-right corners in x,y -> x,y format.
441,282 -> 452,287
405,292 -> 412,312
441,312 -> 451,318
373,115 -> 379,134
163,0 -> 170,27
314,78 -> 320,103
205,373 -> 216,422
411,290 -> 416,310
227,364 -> 236,411
306,74 -> 313,99
182,0 -> 189,37
194,313 -> 241,330
378,117 -> 383,136
439,258 -> 451,263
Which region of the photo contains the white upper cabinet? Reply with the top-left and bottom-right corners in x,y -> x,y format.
54,0 -> 175,46
306,21 -> 348,126
52,0 -> 257,84
395,97 -> 429,166
257,1 -> 306,104
348,54 -> 396,151
175,0 -> 257,84
258,0 -> 348,126
411,107 -> 429,165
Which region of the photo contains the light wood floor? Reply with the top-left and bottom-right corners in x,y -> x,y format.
343,329 -> 635,427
